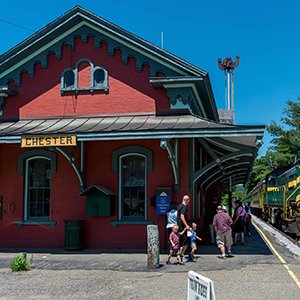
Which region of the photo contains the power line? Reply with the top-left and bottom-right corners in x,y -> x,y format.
0,18 -> 35,33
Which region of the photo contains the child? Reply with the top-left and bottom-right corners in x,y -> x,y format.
166,224 -> 186,265
188,223 -> 202,262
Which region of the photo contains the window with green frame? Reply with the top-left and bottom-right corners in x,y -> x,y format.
25,157 -> 51,220
119,154 -> 146,220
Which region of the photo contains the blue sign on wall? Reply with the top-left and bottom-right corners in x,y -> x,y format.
156,192 -> 170,215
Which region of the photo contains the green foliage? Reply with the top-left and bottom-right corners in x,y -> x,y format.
247,98 -> 299,190
266,98 -> 300,165
246,156 -> 272,191
10,254 -> 31,272
221,185 -> 247,205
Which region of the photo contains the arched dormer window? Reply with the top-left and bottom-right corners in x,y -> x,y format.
61,58 -> 108,95
61,69 -> 75,90
93,67 -> 108,92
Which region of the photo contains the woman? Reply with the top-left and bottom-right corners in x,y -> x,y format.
233,200 -> 246,245
166,201 -> 178,236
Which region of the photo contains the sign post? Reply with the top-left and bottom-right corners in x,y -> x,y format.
187,271 -> 216,300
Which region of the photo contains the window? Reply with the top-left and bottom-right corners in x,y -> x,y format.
61,58 -> 108,94
112,146 -> 152,224
62,69 -> 75,90
120,154 -> 146,219
94,68 -> 105,85
25,157 -> 51,220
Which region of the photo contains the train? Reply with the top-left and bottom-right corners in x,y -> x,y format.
245,161 -> 300,236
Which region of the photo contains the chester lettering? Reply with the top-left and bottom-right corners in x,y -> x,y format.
21,135 -> 76,147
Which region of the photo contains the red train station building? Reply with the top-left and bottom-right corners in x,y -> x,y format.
0,6 -> 264,250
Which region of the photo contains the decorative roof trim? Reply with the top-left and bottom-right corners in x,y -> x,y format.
0,7 -> 209,80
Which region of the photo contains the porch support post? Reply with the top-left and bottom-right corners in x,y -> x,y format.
228,177 -> 233,218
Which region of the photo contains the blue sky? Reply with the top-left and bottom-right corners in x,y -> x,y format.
1,0 -> 299,156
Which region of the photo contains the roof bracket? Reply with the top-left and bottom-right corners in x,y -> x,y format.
54,146 -> 85,192
160,139 -> 179,191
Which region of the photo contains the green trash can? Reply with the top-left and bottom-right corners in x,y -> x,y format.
64,220 -> 85,250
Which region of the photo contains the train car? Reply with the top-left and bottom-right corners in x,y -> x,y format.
245,180 -> 265,217
245,161 -> 300,236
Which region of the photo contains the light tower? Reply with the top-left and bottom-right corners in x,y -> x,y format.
218,56 -> 240,122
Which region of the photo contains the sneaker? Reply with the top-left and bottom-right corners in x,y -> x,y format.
166,261 -> 171,265
182,257 -> 189,263
226,253 -> 234,258
218,255 -> 227,260
241,242 -> 245,246
178,261 -> 185,265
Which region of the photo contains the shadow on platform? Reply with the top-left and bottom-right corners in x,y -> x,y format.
0,223 -> 271,256
197,223 -> 272,255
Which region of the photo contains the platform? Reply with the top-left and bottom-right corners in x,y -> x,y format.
0,216 -> 299,299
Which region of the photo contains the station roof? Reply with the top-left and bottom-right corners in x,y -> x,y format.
0,114 -> 264,143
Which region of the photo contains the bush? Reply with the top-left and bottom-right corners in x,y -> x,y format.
10,253 -> 31,271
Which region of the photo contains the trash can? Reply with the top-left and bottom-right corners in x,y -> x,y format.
64,220 -> 85,250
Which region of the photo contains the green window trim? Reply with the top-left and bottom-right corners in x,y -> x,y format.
112,146 -> 153,173
18,150 -> 57,175
112,146 -> 153,222
18,150 -> 57,223
61,58 -> 108,95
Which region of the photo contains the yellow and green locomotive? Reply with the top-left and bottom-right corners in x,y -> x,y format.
245,162 -> 300,236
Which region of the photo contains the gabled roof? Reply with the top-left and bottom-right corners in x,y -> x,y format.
0,6 -> 207,77
0,6 -> 207,76
0,6 -> 219,121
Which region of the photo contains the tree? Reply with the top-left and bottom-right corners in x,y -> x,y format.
246,156 -> 272,191
246,98 -> 299,191
267,98 -> 300,166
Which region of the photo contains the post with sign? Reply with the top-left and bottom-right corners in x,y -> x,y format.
187,270 -> 216,300
147,224 -> 160,269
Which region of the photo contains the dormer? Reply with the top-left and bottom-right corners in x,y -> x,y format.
61,58 -> 108,95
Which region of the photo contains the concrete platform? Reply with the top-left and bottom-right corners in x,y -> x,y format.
0,216 -> 299,299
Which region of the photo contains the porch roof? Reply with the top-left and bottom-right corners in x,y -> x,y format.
0,114 -> 264,143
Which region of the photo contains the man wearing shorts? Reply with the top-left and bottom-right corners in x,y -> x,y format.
177,195 -> 191,261
213,205 -> 233,259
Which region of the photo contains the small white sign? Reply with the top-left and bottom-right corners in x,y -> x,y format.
187,270 -> 216,300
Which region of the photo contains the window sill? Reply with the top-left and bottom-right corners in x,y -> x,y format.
16,220 -> 57,228
61,86 -> 108,95
110,220 -> 153,228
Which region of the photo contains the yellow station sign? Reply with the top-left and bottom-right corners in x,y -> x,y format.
21,135 -> 77,148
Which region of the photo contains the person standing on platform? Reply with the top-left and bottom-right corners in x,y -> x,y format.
166,225 -> 186,265
233,200 -> 246,245
244,202 -> 252,236
188,222 -> 202,262
177,195 -> 191,262
208,197 -> 219,244
166,201 -> 178,236
213,205 -> 233,259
